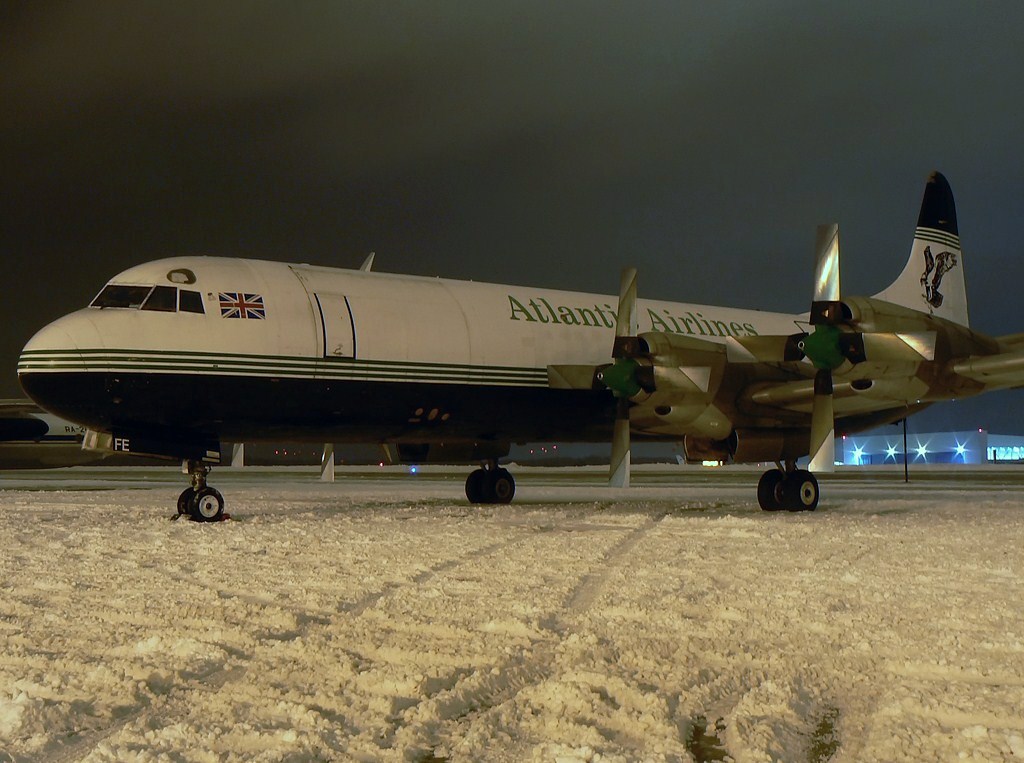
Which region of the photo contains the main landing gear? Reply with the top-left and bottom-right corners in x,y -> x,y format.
175,460 -> 226,522
465,460 -> 516,504
757,462 -> 820,512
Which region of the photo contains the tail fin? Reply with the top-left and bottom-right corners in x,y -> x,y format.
875,171 -> 969,327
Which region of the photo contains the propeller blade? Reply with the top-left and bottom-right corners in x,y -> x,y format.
615,267 -> 638,339
807,227 -> 841,474
808,369 -> 836,472
609,398 -> 631,487
812,223 -> 841,302
606,267 -> 639,488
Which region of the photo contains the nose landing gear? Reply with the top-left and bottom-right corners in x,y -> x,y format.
175,460 -> 227,522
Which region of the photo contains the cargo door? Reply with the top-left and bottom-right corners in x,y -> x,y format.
312,293 -> 356,358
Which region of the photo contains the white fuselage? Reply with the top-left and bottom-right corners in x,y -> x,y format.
18,256 -> 805,454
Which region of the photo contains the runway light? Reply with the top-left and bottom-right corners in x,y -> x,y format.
410,466 -> 418,474
915,442 -> 929,461
885,443 -> 898,460
955,441 -> 968,461
852,444 -> 865,465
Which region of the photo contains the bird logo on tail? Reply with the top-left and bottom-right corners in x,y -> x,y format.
920,245 -> 959,309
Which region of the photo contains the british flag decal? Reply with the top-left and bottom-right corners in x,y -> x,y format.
218,292 -> 266,319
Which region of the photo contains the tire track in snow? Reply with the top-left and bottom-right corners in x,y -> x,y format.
558,510 -> 668,623
341,538 -> 516,617
392,511 -> 668,757
37,665 -> 249,763
35,530 -> 524,762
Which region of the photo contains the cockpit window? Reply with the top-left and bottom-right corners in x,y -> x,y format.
90,283 -> 206,315
142,285 -> 177,312
91,284 -> 154,309
179,289 -> 205,314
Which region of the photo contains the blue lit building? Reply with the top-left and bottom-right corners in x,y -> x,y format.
839,429 -> 1024,465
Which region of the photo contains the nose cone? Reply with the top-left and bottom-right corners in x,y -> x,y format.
18,311 -> 103,423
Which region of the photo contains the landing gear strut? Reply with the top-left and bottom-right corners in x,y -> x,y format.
757,461 -> 819,512
175,460 -> 226,522
465,460 -> 516,504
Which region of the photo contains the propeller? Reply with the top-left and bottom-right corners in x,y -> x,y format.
803,223 -> 844,472
597,267 -> 641,487
728,224 -> 938,472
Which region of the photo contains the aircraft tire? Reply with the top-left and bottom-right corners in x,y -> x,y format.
177,487 -> 194,516
757,470 -> 786,511
491,468 -> 515,504
465,469 -> 488,503
784,470 -> 819,512
189,486 -> 225,522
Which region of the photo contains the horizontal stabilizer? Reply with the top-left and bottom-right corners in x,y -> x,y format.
953,349 -> 1024,388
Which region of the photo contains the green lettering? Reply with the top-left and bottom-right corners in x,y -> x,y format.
539,298 -> 560,323
577,307 -> 599,327
711,319 -> 729,337
729,321 -> 744,336
604,304 -> 618,326
528,299 -> 551,324
593,305 -> 614,328
648,308 -> 671,332
508,295 -> 537,322
743,322 -> 758,336
558,306 -> 580,325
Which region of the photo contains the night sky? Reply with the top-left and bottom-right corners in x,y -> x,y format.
3,2 -> 1023,432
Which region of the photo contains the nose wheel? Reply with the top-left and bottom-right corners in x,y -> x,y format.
175,461 -> 227,522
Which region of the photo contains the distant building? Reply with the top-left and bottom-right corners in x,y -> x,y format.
839,429 -> 1024,465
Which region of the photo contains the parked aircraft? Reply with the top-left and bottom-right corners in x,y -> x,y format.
19,172 -> 1018,520
0,399 -> 103,469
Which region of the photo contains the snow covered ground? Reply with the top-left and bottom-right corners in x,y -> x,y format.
1,464 -> 1023,762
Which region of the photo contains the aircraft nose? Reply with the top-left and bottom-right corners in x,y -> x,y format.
18,312 -> 104,420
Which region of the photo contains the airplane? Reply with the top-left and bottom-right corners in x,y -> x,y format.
0,399 -> 104,469
17,171 -> 1020,521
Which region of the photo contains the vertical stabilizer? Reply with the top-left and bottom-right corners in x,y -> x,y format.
875,171 -> 969,327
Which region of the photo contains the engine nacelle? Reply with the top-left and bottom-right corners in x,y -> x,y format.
633,401 -> 733,440
682,429 -> 810,465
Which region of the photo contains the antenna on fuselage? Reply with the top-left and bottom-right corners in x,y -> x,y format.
360,252 -> 376,272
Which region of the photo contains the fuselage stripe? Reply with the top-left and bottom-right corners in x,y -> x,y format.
18,348 -> 541,375
17,350 -> 550,386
